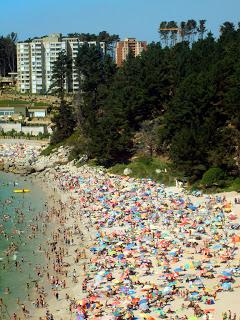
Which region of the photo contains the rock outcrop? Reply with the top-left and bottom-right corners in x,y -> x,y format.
0,144 -> 72,175
32,146 -> 71,172
123,168 -> 132,176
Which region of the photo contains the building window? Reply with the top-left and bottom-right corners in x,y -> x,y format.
0,111 -> 14,116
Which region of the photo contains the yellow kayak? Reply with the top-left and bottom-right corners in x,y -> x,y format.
13,189 -> 31,193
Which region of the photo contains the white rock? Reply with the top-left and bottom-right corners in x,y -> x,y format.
123,168 -> 132,176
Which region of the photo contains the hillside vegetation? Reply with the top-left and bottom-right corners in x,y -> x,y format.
47,21 -> 240,189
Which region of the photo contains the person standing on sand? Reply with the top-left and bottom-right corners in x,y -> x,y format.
11,313 -> 17,320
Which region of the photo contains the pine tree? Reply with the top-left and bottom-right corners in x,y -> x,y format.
49,51 -> 75,144
49,51 -> 72,101
51,101 -> 76,144
73,42 -> 117,158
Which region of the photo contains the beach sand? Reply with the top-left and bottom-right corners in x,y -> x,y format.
1,143 -> 240,320
16,168 -> 240,320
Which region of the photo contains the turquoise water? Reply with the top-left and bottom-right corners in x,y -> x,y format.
0,172 -> 46,315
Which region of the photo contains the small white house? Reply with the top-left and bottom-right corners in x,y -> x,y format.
28,106 -> 48,118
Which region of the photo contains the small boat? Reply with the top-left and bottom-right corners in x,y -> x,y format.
13,189 -> 31,193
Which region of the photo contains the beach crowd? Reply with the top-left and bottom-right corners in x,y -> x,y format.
0,143 -> 239,319
30,163 -> 240,320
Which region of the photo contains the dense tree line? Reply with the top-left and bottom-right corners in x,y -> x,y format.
0,32 -> 17,76
51,21 -> 240,182
26,31 -> 119,55
159,20 -> 207,46
67,31 -> 119,51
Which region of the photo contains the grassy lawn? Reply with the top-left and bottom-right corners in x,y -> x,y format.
0,99 -> 31,105
190,177 -> 240,194
217,178 -> 240,193
108,156 -> 178,186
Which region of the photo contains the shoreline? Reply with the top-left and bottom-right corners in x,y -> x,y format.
0,171 -> 50,318
4,168 -> 97,319
1,142 -> 240,319
25,170 -> 97,320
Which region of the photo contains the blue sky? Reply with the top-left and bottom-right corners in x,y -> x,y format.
1,0 -> 240,42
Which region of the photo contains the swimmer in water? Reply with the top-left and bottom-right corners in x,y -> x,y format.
4,287 -> 10,294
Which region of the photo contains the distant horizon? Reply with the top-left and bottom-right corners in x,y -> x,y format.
1,0 -> 240,43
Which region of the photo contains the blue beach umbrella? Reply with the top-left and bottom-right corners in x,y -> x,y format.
162,286 -> 172,295
212,244 -> 223,250
139,298 -> 148,304
128,290 -> 136,295
139,303 -> 149,311
174,267 -> 183,272
222,271 -> 232,277
126,243 -> 135,249
188,205 -> 197,211
221,282 -> 231,290
221,282 -> 232,291
190,292 -> 199,296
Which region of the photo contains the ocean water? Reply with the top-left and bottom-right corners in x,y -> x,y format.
0,171 -> 46,316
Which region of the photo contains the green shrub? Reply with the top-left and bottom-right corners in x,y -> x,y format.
229,178 -> 240,192
201,167 -> 225,187
66,131 -> 89,161
41,144 -> 58,156
109,157 -> 176,185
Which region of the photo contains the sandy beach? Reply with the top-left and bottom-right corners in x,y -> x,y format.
0,142 -> 240,320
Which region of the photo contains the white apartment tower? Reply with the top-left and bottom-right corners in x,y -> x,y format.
17,43 -> 31,92
17,34 -> 105,94
30,40 -> 44,93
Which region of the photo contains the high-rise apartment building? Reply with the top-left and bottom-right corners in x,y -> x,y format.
115,38 -> 147,67
17,34 -> 105,94
17,42 -> 31,92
